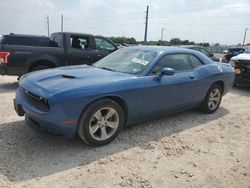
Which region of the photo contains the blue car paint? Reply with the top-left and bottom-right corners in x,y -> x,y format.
15,46 -> 235,137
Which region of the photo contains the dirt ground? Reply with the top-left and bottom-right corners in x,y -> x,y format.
0,76 -> 249,188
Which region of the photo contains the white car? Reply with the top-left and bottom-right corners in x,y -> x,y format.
230,48 -> 250,86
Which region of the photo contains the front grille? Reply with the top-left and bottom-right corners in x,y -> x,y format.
236,60 -> 250,79
238,60 -> 250,66
20,87 -> 50,112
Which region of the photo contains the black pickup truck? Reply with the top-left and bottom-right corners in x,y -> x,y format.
0,32 -> 117,76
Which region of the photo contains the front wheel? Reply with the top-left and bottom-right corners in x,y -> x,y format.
77,99 -> 125,146
199,84 -> 222,114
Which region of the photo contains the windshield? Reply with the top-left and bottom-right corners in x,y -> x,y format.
94,48 -> 157,74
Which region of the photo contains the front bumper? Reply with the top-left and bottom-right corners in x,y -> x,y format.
25,114 -> 75,138
14,87 -> 78,138
235,75 -> 250,86
13,99 -> 25,116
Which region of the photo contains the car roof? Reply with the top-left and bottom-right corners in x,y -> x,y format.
127,45 -> 199,54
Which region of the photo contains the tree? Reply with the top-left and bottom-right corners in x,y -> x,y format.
109,36 -> 137,44
198,43 -> 210,47
109,36 -> 211,47
170,38 -> 182,45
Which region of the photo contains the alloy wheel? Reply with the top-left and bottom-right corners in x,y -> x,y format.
89,107 -> 119,141
208,88 -> 221,110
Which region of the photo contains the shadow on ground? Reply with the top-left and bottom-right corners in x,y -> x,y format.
230,86 -> 250,97
0,107 -> 229,182
0,82 -> 18,93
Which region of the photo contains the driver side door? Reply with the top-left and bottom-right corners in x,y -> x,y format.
142,53 -> 200,119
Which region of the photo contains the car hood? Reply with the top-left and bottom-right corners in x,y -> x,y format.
231,53 -> 250,61
20,65 -> 134,94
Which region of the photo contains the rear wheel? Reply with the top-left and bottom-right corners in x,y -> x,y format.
77,99 -> 125,146
199,84 -> 222,114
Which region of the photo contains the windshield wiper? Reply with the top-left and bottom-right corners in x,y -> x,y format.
99,67 -> 114,71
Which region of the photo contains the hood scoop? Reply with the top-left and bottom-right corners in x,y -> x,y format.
61,74 -> 76,79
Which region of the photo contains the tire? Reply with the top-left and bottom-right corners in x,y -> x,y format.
77,99 -> 125,146
199,84 -> 222,114
30,65 -> 51,72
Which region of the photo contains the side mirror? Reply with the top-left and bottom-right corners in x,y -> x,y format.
158,67 -> 175,80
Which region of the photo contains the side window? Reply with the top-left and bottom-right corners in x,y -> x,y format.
70,36 -> 90,50
95,37 -> 115,51
151,54 -> 192,74
188,55 -> 204,69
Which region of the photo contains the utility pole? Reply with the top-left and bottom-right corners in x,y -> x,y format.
46,15 -> 50,37
144,5 -> 149,44
161,28 -> 165,41
243,28 -> 248,46
61,14 -> 64,32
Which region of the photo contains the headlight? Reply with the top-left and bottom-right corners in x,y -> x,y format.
19,75 -> 26,81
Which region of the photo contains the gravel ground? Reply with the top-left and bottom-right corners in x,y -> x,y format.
0,76 -> 249,188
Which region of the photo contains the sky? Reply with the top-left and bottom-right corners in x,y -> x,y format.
0,0 -> 249,45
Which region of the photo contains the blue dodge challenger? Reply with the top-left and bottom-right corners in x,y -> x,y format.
14,46 -> 235,146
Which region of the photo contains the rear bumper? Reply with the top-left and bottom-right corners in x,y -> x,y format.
0,64 -> 27,76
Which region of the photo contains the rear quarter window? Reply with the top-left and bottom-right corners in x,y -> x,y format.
187,54 -> 204,69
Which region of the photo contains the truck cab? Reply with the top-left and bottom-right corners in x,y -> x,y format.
0,32 -> 117,77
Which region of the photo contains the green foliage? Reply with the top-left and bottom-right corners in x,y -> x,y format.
108,36 -> 210,47
109,36 -> 137,44
198,42 -> 210,47
169,38 -> 195,45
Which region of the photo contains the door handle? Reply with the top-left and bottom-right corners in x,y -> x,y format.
188,75 -> 196,79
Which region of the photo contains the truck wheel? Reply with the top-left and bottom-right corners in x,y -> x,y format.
77,99 -> 125,146
30,65 -> 51,72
